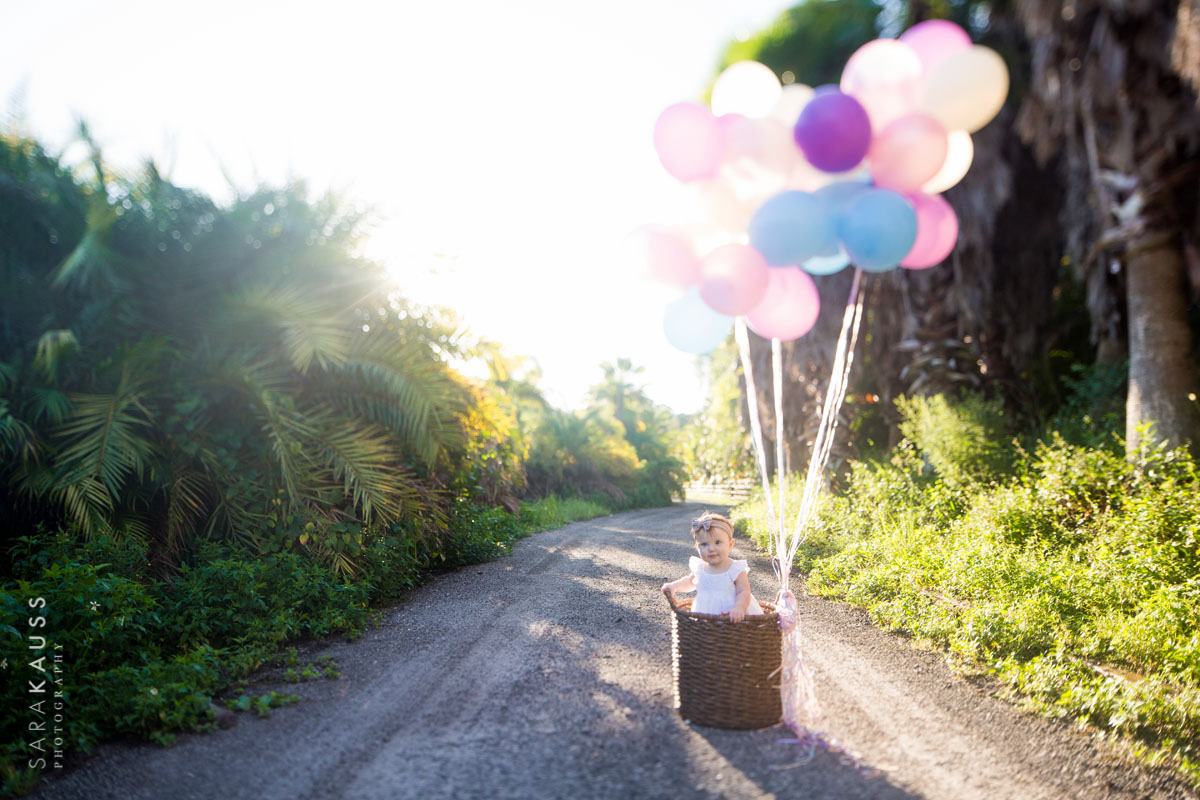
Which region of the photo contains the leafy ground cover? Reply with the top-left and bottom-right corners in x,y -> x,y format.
0,494 -> 608,796
735,393 -> 1200,786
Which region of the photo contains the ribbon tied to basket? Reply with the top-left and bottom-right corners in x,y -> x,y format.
775,589 -> 797,632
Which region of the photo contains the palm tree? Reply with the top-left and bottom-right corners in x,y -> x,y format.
1013,0 -> 1200,454
0,130 -> 475,575
524,406 -> 639,500
588,357 -> 646,437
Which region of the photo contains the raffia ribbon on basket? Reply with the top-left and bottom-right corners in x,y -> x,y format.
775,589 -> 797,632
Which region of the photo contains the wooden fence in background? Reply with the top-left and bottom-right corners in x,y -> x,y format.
683,478 -> 756,502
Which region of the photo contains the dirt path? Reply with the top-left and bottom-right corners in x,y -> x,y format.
33,503 -> 1196,800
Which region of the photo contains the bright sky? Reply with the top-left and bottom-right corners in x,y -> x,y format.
1,0 -> 796,414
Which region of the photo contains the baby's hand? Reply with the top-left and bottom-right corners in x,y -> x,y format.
728,607 -> 746,623
661,583 -> 674,599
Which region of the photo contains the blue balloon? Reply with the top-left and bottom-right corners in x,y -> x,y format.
815,179 -> 872,221
747,191 -> 835,267
837,189 -> 917,272
803,244 -> 851,276
662,287 -> 733,354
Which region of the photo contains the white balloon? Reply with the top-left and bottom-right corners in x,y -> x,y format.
711,61 -> 783,118
921,130 -> 974,194
920,46 -> 1009,133
771,83 -> 814,126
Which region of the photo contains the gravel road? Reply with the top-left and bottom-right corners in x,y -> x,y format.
32,503 -> 1197,800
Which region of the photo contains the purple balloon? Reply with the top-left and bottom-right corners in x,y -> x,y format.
793,87 -> 872,173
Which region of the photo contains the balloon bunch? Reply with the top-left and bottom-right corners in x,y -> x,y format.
630,20 -> 1008,354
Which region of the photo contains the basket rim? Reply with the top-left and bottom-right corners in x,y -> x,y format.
666,593 -> 779,623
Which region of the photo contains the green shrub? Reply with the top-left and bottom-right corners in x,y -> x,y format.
358,531 -> 428,603
441,504 -> 526,568
736,393 -> 1200,786
163,544 -> 370,656
0,534 -> 374,790
896,393 -> 1012,489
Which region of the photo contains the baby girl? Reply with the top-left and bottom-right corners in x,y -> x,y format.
661,512 -> 764,622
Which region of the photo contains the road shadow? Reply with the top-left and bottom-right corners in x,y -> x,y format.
687,722 -> 924,800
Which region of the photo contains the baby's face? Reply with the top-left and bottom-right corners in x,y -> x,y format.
694,527 -> 733,568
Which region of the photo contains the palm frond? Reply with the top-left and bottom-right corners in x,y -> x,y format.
49,474 -> 114,537
48,341 -> 169,532
27,387 -> 72,426
51,197 -> 118,288
207,353 -> 314,500
225,285 -> 350,374
202,490 -> 270,551
33,329 -> 79,382
311,416 -> 419,524
329,550 -> 361,578
0,361 -> 16,392
55,385 -> 154,497
164,463 -> 210,561
321,330 -> 468,464
0,398 -> 37,462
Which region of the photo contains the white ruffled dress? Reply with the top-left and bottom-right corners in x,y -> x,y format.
688,556 -> 765,616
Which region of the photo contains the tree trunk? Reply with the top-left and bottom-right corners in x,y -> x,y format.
1125,235 -> 1200,455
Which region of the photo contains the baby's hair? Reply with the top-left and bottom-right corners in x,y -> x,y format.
690,511 -> 734,540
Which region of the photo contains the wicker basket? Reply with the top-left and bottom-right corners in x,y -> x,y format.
666,594 -> 782,729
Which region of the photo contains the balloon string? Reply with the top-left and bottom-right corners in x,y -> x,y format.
784,268 -> 866,574
773,337 -> 786,566
734,317 -> 779,555
734,274 -> 865,745
778,268 -> 865,745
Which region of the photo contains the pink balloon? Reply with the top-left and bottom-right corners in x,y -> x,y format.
900,20 -> 972,74
840,39 -> 922,129
653,103 -> 725,182
869,114 -> 948,193
625,225 -> 700,289
720,114 -> 799,175
901,193 -> 959,269
698,244 -> 769,315
718,113 -> 756,160
745,267 -> 820,341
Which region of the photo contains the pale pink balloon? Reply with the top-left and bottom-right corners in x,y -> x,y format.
687,178 -> 756,234
869,113 -> 949,193
625,225 -> 700,288
901,193 -> 959,269
698,244 -> 770,315
720,114 -> 798,175
840,39 -> 922,129
653,102 -> 725,182
900,20 -> 972,74
745,267 -> 820,341
718,113 -> 759,162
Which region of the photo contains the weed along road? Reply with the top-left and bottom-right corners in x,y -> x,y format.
34,504 -> 1195,800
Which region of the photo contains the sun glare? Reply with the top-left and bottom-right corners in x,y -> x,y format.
1,0 -> 799,414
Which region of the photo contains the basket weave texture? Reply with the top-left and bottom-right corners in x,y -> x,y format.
668,595 -> 782,729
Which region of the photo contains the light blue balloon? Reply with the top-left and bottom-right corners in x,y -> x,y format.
815,179 -> 872,221
837,189 -> 917,272
803,244 -> 851,275
747,191 -> 835,267
663,287 -> 733,354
